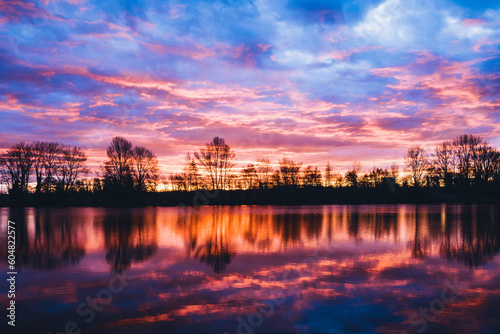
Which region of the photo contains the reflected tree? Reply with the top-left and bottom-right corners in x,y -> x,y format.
273,213 -> 303,248
9,208 -> 85,270
103,210 -> 158,272
409,207 -> 428,259
191,211 -> 234,273
440,206 -> 500,267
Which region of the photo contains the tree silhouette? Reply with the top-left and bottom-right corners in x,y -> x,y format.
2,131 -> 500,203
302,165 -> 322,186
55,145 -> 88,193
194,137 -> 236,190
361,167 -> 390,188
474,144 -> 500,185
453,134 -> 483,186
133,146 -> 159,191
324,161 -> 333,187
256,158 -> 272,189
424,134 -> 500,188
103,137 -> 135,189
41,142 -> 61,192
390,163 -> 399,181
169,173 -> 186,191
1,142 -> 34,196
277,157 -> 302,187
31,141 -> 62,193
345,162 -> 361,188
432,141 -> 456,188
183,153 -> 200,191
405,146 -> 428,187
32,141 -> 49,194
241,163 -> 257,189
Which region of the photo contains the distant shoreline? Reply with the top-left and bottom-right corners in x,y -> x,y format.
2,186 -> 499,207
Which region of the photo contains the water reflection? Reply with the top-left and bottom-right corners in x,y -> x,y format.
101,209 -> 158,273
178,210 -> 235,273
1,205 -> 500,334
1,205 -> 499,272
410,207 -> 428,260
5,208 -> 85,270
440,206 -> 500,267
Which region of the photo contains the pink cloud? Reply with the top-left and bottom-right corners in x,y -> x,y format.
461,18 -> 487,26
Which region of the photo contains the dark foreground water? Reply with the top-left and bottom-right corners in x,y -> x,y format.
1,205 -> 500,334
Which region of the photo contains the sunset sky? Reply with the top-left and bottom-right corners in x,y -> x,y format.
0,0 -> 499,174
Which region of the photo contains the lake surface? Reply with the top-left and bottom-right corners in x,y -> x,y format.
1,205 -> 500,334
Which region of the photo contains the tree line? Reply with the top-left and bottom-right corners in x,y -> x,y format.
405,134 -> 500,188
1,134 -> 499,199
0,141 -> 88,197
171,134 -> 500,190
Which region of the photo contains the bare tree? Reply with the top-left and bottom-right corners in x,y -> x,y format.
1,142 -> 34,194
32,141 -> 46,194
42,142 -> 62,192
194,137 -> 236,190
493,153 -> 500,182
364,167 -> 390,187
324,161 -> 333,187
303,165 -> 322,186
272,169 -> 281,187
390,163 -> 399,182
453,134 -> 483,185
133,146 -> 159,191
405,146 -> 428,187
432,141 -> 456,187
183,153 -> 200,191
31,141 -> 63,193
256,158 -> 272,189
169,173 -> 187,191
241,163 -> 257,189
103,137 -> 135,188
170,153 -> 200,191
475,144 -> 500,184
278,157 -> 302,186
345,162 -> 361,188
56,145 -> 89,193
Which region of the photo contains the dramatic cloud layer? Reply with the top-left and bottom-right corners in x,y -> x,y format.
0,0 -> 499,173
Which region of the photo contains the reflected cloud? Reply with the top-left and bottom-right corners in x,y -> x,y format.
2,205 -> 500,334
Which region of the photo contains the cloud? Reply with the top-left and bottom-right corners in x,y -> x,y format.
0,0 -> 499,175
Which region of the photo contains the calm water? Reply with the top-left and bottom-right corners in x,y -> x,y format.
1,205 -> 500,334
